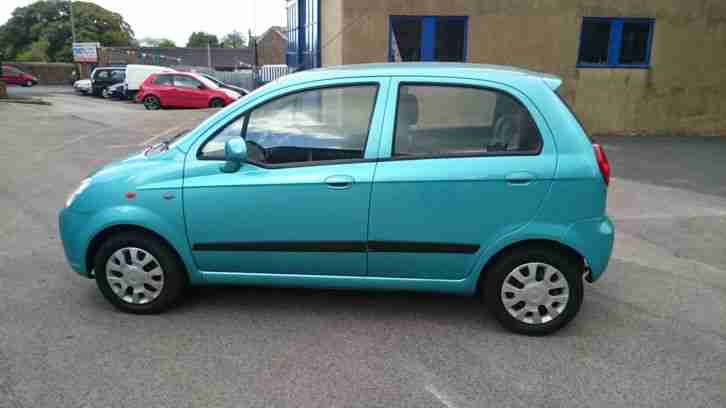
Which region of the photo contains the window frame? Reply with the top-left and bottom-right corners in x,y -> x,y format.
388,82 -> 544,162
577,17 -> 655,69
388,16 -> 469,63
196,82 -> 381,169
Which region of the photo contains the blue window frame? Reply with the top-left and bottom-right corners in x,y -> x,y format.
285,0 -> 320,70
577,17 -> 655,68
389,16 -> 468,63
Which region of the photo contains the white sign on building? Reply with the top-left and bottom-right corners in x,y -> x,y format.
72,42 -> 101,63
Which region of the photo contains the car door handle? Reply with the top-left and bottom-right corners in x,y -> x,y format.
506,172 -> 537,185
325,175 -> 354,190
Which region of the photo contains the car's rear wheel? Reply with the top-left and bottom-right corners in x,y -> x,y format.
484,245 -> 583,335
94,231 -> 187,314
25,80 -> 34,87
209,98 -> 225,108
143,95 -> 161,110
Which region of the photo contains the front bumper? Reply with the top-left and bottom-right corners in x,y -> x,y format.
58,207 -> 92,277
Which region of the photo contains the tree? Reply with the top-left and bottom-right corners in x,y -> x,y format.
187,32 -> 219,48
0,1 -> 135,62
140,37 -> 176,47
16,38 -> 49,62
221,30 -> 247,48
157,39 -> 176,48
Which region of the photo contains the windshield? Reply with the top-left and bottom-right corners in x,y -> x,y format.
193,74 -> 219,89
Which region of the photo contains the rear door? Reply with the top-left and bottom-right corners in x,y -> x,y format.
367,77 -> 556,280
150,74 -> 175,105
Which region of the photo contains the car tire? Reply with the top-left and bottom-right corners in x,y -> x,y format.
209,98 -> 225,108
143,95 -> 161,110
25,80 -> 34,87
101,87 -> 111,99
483,245 -> 584,336
94,231 -> 187,314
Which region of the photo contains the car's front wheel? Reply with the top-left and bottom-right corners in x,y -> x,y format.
25,80 -> 34,87
484,245 -> 583,335
101,87 -> 111,99
209,98 -> 225,108
94,231 -> 187,314
143,95 -> 161,110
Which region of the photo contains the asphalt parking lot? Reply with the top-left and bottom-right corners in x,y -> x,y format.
1,86 -> 725,407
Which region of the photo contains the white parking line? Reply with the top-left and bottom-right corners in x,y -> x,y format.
425,384 -> 458,408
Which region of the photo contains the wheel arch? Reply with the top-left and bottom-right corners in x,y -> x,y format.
86,224 -> 189,281
474,238 -> 586,291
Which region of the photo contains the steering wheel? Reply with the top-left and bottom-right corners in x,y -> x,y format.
245,139 -> 267,163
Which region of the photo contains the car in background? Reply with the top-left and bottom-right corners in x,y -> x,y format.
135,72 -> 240,110
91,66 -> 125,97
1,65 -> 38,86
73,79 -> 92,95
103,82 -> 126,99
199,73 -> 249,96
59,63 -> 613,335
124,64 -> 176,100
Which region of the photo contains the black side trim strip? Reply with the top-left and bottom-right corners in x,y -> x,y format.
368,241 -> 479,254
193,241 -> 366,253
193,241 -> 480,254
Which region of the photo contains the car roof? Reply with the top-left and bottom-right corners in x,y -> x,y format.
280,62 -> 562,90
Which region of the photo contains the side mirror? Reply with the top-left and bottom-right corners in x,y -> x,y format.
221,138 -> 247,173
197,84 -> 206,90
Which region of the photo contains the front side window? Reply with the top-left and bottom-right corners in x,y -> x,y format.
393,84 -> 542,157
578,17 -> 654,68
200,85 -> 378,165
174,75 -> 202,89
95,70 -> 109,80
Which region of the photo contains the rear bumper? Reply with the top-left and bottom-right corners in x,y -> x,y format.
567,216 -> 614,282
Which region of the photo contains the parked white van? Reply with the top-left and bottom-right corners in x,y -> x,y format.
124,64 -> 176,100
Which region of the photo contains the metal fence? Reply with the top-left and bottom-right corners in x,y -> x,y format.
256,65 -> 293,84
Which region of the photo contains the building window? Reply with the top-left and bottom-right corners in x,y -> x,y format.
389,16 -> 468,63
285,0 -> 320,70
578,17 -> 654,68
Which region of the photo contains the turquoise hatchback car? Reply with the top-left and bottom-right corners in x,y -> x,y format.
59,63 -> 613,335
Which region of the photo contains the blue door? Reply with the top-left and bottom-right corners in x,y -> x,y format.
183,79 -> 389,276
367,78 -> 556,280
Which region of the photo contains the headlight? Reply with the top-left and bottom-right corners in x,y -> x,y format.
66,178 -> 92,208
224,90 -> 240,99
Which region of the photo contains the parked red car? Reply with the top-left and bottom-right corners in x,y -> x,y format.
135,72 -> 240,110
1,65 -> 38,86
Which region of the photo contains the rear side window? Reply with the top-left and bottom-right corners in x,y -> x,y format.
393,84 -> 542,157
152,75 -> 172,85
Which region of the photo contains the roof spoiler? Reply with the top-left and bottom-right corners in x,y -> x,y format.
540,74 -> 563,91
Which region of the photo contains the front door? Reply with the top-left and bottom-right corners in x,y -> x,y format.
368,78 -> 557,280
183,79 -> 389,276
172,74 -> 207,108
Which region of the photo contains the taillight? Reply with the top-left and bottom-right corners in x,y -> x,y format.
592,144 -> 610,186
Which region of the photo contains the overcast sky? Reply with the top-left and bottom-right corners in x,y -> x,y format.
0,0 -> 287,46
